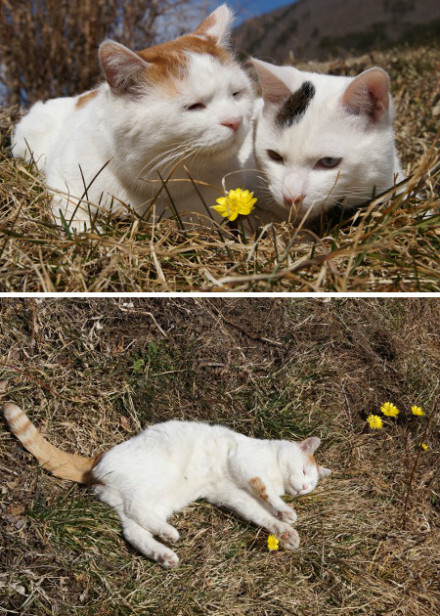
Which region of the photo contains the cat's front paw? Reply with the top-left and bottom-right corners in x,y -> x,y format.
277,526 -> 300,551
276,507 -> 297,524
160,526 -> 180,544
157,549 -> 179,569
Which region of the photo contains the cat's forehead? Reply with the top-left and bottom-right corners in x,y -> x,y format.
276,72 -> 349,127
185,53 -> 245,94
136,34 -> 232,87
267,75 -> 357,155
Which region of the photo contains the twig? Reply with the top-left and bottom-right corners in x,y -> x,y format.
0,362 -> 86,403
206,302 -> 283,347
401,395 -> 439,530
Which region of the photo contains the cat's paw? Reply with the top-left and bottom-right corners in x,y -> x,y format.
158,525 -> 180,544
276,507 -> 297,524
277,527 -> 300,551
157,549 -> 179,569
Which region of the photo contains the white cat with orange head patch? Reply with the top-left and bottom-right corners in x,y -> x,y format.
4,402 -> 331,569
248,59 -> 404,223
12,5 -> 254,231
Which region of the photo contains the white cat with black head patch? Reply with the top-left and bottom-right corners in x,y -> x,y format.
12,5 -> 254,231
4,402 -> 331,569
248,59 -> 404,223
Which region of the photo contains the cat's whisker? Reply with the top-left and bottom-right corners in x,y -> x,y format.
138,140 -> 195,178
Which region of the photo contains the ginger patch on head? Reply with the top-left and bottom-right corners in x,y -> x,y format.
76,90 -> 99,109
249,476 -> 268,501
136,35 -> 231,91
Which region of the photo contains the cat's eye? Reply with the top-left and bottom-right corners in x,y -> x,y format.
186,102 -> 206,111
232,90 -> 242,98
316,157 -> 342,169
267,149 -> 284,164
303,470 -> 306,476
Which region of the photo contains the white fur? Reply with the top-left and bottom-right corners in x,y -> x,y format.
249,60 -> 404,223
11,5 -> 254,231
92,420 -> 331,568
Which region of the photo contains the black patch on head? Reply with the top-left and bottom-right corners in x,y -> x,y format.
276,81 -> 315,127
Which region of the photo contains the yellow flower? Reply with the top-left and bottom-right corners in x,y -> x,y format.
267,534 -> 279,551
212,188 -> 257,222
367,414 -> 383,429
421,443 -> 429,451
411,405 -> 425,417
380,402 -> 400,418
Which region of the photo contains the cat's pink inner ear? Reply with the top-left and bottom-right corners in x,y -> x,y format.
342,67 -> 390,122
299,436 -> 321,454
193,4 -> 233,47
99,40 -> 150,96
251,58 -> 291,105
318,466 -> 332,478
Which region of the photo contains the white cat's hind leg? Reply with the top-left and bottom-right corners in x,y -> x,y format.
121,516 -> 179,569
12,97 -> 76,172
124,502 -> 180,544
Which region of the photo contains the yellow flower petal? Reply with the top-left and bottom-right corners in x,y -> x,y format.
421,443 -> 429,451
267,534 -> 279,551
380,402 -> 399,418
211,188 -> 257,221
367,414 -> 383,429
411,406 -> 425,417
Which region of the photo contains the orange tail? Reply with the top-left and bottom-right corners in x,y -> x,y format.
4,402 -> 96,484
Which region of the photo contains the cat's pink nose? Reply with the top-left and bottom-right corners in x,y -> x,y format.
302,483 -> 308,491
221,117 -> 242,132
283,193 -> 305,206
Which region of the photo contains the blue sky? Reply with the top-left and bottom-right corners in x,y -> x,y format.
229,0 -> 295,23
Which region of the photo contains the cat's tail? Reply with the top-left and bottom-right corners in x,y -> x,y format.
3,402 -> 100,484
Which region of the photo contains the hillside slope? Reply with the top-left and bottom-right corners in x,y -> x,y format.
235,0 -> 440,62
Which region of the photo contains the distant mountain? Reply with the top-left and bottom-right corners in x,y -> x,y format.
234,0 -> 440,63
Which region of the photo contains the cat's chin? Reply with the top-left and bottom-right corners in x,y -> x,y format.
263,195 -> 334,224
204,126 -> 248,159
202,139 -> 242,162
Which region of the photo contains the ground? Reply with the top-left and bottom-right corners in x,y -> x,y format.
1,298 -> 439,615
1,45 -> 439,292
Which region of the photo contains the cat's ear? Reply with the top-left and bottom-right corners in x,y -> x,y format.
299,436 -> 321,454
318,466 -> 332,478
99,40 -> 150,97
251,58 -> 292,105
342,67 -> 390,122
193,4 -> 234,47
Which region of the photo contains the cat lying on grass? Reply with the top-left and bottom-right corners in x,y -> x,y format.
247,59 -> 405,224
12,5 -> 254,232
4,402 -> 331,569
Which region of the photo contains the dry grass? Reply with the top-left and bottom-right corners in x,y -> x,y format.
0,0 -> 190,106
0,45 -> 439,292
1,298 -> 439,615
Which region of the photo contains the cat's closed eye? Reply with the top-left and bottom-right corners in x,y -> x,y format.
315,157 -> 342,169
186,102 -> 207,111
267,149 -> 284,164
